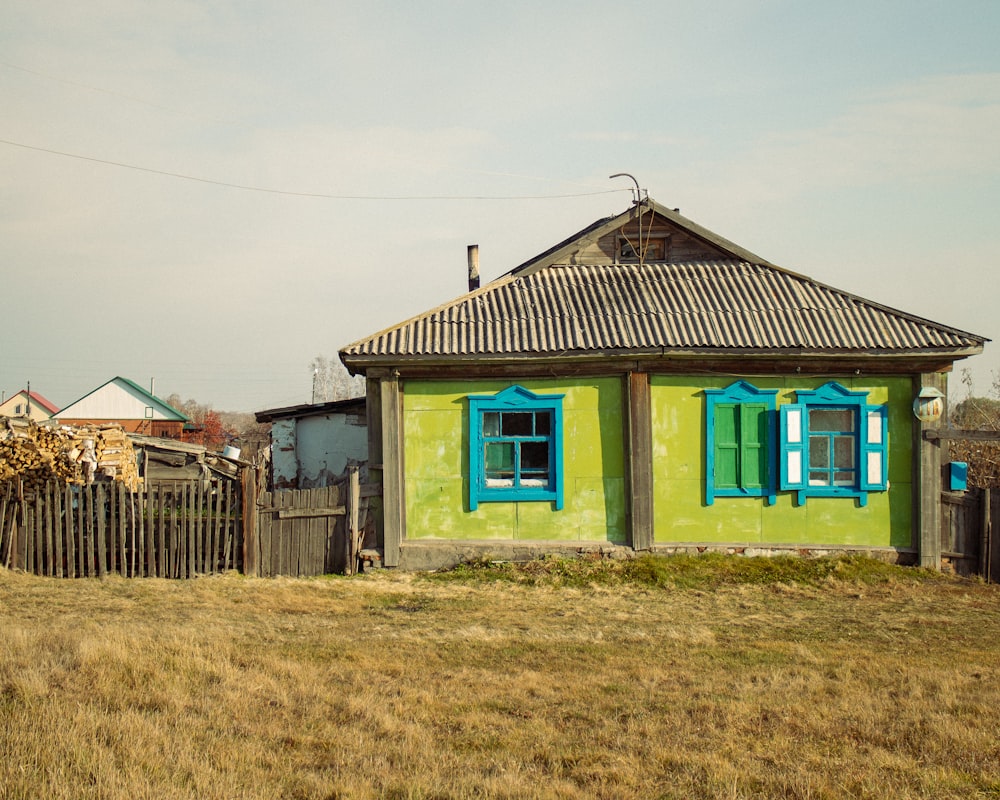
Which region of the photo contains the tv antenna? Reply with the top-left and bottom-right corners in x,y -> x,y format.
610,173 -> 650,265
609,173 -> 646,205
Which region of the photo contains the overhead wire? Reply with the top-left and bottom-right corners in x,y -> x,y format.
1,58 -> 621,199
0,137 -> 625,201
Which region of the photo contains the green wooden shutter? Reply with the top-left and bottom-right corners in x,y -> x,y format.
740,403 -> 768,489
714,404 -> 739,489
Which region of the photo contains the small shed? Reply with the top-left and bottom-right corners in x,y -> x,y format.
255,397 -> 367,490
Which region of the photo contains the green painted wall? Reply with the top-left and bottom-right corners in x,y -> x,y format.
403,378 -> 627,542
402,374 -> 914,549
651,376 -> 913,548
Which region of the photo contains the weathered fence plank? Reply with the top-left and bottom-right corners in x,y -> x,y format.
0,493 -> 9,568
63,486 -> 75,578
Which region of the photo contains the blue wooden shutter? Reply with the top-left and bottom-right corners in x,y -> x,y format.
779,404 -> 807,500
860,404 -> 888,492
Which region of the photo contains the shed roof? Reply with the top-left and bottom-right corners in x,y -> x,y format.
255,396 -> 366,424
340,200 -> 986,369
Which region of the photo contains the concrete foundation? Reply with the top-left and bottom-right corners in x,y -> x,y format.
391,541 -> 918,571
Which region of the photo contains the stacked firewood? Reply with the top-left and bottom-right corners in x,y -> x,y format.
0,418 -> 140,492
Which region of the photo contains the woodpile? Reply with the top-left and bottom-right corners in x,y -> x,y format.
0,418 -> 140,492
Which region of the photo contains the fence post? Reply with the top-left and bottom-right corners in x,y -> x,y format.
242,466 -> 258,577
983,487 -> 992,583
918,374 -> 945,569
347,467 -> 360,576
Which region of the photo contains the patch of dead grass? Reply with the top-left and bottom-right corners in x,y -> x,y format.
1,559 -> 999,799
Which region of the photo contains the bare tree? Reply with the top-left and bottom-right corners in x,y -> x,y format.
949,368 -> 1000,487
309,356 -> 365,403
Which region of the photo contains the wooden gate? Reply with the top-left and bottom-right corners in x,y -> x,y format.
251,467 -> 368,577
941,487 -> 998,581
254,485 -> 344,576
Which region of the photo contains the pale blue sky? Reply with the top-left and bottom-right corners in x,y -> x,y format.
2,1 -> 998,411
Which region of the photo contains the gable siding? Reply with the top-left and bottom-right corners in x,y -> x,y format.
569,218 -> 733,265
57,383 -> 180,421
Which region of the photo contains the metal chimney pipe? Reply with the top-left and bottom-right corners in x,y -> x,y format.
467,244 -> 480,292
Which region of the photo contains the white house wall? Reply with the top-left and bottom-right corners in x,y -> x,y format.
0,393 -> 53,422
57,382 -> 176,421
270,419 -> 299,489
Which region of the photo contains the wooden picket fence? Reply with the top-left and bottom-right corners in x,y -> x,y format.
0,466 -> 370,579
0,479 -> 243,578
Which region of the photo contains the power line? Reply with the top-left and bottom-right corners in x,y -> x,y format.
2,58 -> 613,193
0,137 -> 625,201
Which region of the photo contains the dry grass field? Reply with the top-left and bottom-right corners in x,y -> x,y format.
1,554 -> 999,800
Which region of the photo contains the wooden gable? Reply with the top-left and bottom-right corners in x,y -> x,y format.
571,212 -> 734,265
509,199 -> 776,277
55,377 -> 188,423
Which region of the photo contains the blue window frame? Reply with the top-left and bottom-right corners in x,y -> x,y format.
705,381 -> 778,505
779,382 -> 888,506
468,385 -> 565,511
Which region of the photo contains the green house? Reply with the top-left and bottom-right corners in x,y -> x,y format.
340,199 -> 986,570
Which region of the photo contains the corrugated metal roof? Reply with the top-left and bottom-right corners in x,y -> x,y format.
342,260 -> 984,361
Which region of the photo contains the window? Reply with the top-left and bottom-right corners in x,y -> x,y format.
468,385 -> 564,510
779,382 -> 888,506
705,381 -> 778,505
617,234 -> 668,262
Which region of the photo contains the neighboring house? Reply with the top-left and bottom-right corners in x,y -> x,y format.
0,389 -> 59,422
54,377 -> 189,438
340,198 -> 988,570
255,397 -> 367,489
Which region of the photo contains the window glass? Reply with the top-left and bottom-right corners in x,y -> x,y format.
535,412 -> 551,436
484,442 -> 515,482
520,441 -> 549,472
501,412 -> 533,437
810,408 -> 854,432
834,436 -> 855,468
834,472 -> 855,486
809,437 -> 829,468
483,412 -> 500,436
